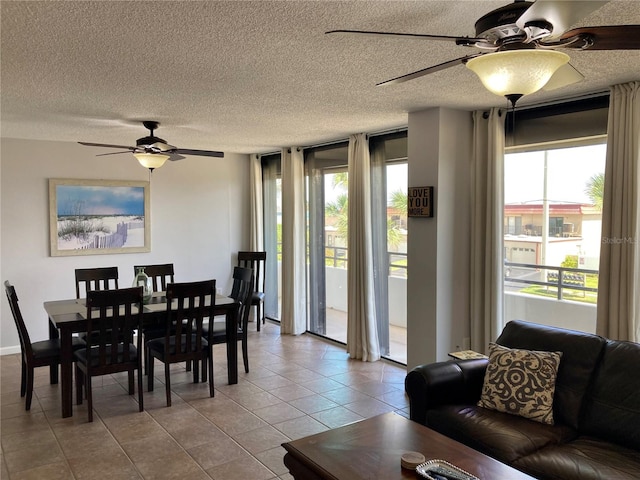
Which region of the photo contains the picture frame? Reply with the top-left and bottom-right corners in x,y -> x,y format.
408,186 -> 434,218
49,178 -> 150,257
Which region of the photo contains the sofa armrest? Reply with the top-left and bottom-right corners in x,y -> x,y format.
405,358 -> 488,425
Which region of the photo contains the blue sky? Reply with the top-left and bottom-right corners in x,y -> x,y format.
56,185 -> 144,216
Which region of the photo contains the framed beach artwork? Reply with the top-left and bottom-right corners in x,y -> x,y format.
49,179 -> 150,256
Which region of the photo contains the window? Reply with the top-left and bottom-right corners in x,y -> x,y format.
504,141 -> 606,333
505,216 -> 522,235
503,96 -> 608,334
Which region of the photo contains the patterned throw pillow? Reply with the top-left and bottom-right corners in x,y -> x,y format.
477,343 -> 562,425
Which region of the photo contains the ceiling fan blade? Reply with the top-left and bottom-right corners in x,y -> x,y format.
78,141 -> 135,150
516,0 -> 608,41
174,148 -> 224,158
377,54 -> 482,86
168,154 -> 186,162
543,63 -> 584,91
559,25 -> 640,50
95,151 -> 134,157
326,29 -> 483,46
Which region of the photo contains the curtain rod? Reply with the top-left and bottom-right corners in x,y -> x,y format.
256,126 -> 408,158
257,90 -> 609,158
513,89 -> 609,113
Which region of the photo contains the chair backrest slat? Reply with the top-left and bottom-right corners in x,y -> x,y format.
237,251 -> 266,297
85,287 -> 143,371
165,280 -> 216,359
230,267 -> 254,332
75,267 -> 119,299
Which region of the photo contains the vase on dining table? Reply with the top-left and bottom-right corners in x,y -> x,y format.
132,267 -> 153,304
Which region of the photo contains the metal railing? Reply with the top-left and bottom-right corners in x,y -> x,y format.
324,247 -> 407,277
504,261 -> 598,300
388,252 -> 407,277
325,246 -> 348,268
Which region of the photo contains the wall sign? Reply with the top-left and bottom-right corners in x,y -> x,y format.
408,186 -> 434,218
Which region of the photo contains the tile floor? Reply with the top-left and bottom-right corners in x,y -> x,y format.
1,321 -> 409,480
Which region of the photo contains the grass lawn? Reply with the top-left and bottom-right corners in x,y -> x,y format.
519,274 -> 598,304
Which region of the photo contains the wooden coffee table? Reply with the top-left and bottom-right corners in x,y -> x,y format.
282,412 -> 536,480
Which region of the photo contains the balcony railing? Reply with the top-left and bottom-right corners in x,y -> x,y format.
324,246 -> 407,277
504,226 -> 579,237
505,261 -> 598,301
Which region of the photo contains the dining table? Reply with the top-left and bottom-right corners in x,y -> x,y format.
44,291 -> 240,418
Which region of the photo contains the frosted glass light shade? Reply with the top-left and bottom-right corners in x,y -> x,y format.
466,50 -> 569,97
133,152 -> 169,170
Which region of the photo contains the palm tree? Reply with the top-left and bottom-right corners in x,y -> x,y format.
332,172 -> 348,190
387,189 -> 407,249
325,188 -> 408,249
584,172 -> 604,210
390,189 -> 407,216
326,193 -> 349,240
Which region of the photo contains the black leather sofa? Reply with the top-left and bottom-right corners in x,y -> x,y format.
405,320 -> 640,479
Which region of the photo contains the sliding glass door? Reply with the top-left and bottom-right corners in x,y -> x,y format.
304,135 -> 408,363
306,143 -> 349,340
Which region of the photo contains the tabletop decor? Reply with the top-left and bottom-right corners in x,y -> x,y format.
132,267 -> 153,304
49,178 -> 150,256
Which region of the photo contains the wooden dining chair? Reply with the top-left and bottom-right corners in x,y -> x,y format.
75,266 -> 119,299
4,281 -> 85,411
74,286 -> 144,422
75,267 -> 120,344
203,267 -> 253,375
237,251 -> 266,331
133,263 -> 177,373
147,279 -> 216,407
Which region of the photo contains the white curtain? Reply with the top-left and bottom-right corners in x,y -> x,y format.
470,108 -> 505,353
249,154 -> 264,251
597,81 -> 640,342
346,133 -> 380,361
281,147 -> 307,335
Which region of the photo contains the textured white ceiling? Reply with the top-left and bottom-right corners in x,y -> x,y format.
2,1 -> 639,155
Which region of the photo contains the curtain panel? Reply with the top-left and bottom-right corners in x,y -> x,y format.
262,154 -> 280,320
597,81 -> 640,342
369,141 -> 390,356
470,108 -> 506,353
249,154 -> 264,252
346,133 -> 380,361
281,148 -> 307,335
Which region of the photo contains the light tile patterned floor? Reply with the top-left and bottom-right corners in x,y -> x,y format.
0,322 -> 409,479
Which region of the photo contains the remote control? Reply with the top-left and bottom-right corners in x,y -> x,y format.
426,465 -> 473,480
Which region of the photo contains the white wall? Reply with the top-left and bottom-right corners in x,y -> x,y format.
505,291 -> 596,333
1,138 -> 250,353
325,266 -> 347,311
407,108 -> 473,369
389,276 -> 407,328
325,266 -> 407,328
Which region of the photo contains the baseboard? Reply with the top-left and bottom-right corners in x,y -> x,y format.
1,345 -> 21,356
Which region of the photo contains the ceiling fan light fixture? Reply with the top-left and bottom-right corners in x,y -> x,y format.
466,49 -> 569,97
133,152 -> 169,171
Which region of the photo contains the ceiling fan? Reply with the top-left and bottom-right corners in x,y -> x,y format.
327,0 -> 640,104
79,120 -> 224,171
